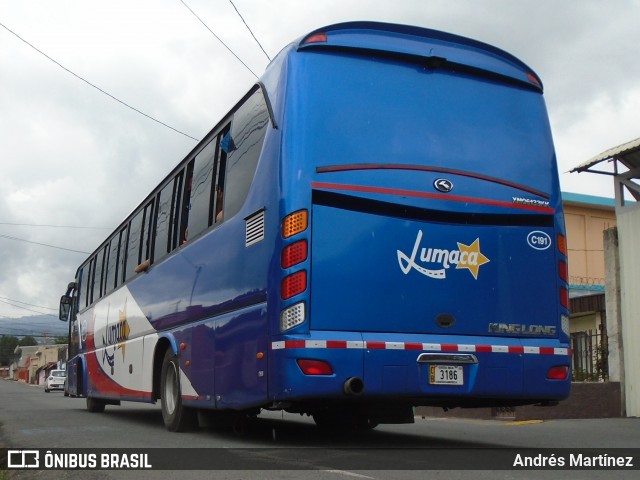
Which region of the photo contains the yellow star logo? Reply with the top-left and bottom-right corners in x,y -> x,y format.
456,238 -> 490,280
118,302 -> 131,361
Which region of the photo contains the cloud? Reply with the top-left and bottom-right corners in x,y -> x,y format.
0,0 -> 638,322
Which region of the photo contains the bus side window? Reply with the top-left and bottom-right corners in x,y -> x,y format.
141,200 -> 154,265
222,89 -> 269,220
170,172 -> 184,251
104,228 -> 126,295
80,257 -> 96,309
215,126 -> 230,223
126,208 -> 145,280
154,174 -> 183,262
180,162 -> 194,244
92,247 -> 106,304
187,139 -> 217,240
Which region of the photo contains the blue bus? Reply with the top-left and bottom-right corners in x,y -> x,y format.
59,22 -> 571,432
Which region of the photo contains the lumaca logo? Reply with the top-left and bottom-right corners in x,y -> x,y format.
397,230 -> 490,280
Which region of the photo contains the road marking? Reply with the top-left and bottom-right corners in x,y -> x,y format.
324,470 -> 375,479
504,420 -> 544,426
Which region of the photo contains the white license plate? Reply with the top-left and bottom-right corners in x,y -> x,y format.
429,365 -> 464,385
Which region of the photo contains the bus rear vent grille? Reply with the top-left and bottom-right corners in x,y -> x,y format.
245,209 -> 265,247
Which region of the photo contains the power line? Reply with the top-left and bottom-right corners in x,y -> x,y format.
179,0 -> 259,79
0,299 -> 57,317
0,21 -> 200,142
228,0 -> 271,61
0,233 -> 89,254
0,296 -> 57,312
0,222 -> 111,230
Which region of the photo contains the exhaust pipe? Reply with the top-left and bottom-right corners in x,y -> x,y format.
343,377 -> 364,396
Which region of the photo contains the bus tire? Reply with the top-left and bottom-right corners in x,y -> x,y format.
160,349 -> 197,432
86,397 -> 106,413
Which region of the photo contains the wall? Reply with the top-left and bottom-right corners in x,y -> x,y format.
618,207 -> 640,416
564,203 -> 616,286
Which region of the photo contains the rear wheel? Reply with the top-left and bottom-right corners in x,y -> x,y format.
160,349 -> 197,432
86,397 -> 106,413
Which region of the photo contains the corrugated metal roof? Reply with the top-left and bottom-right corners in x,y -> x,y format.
571,136 -> 640,173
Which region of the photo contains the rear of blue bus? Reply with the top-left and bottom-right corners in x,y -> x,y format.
269,23 -> 570,425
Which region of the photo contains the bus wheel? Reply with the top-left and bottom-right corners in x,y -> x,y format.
160,349 -> 197,432
86,397 -> 106,413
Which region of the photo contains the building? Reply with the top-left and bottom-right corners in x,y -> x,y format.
572,136 -> 640,416
13,344 -> 67,384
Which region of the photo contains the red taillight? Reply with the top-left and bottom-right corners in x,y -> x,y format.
301,32 -> 327,45
558,260 -> 568,282
547,365 -> 569,380
560,286 -> 569,309
281,271 -> 307,299
297,358 -> 333,375
526,71 -> 542,88
281,240 -> 308,269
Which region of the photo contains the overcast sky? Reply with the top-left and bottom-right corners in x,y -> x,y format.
1,0 -> 638,324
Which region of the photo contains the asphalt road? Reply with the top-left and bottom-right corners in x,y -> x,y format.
1,378 -> 639,480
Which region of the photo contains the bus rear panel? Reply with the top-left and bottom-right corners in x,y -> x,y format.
269,23 -> 569,420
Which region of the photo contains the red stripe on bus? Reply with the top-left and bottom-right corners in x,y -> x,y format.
311,182 -> 554,214
316,163 -> 550,199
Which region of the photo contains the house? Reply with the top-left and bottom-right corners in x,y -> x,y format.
571,136 -> 640,417
13,344 -> 67,384
563,192 -> 616,381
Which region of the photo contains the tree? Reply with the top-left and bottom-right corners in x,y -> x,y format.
18,335 -> 38,347
0,335 -> 19,366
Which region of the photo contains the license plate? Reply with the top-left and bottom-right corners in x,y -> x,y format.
429,365 -> 464,385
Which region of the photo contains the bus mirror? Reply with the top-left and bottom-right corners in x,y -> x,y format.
59,295 -> 72,322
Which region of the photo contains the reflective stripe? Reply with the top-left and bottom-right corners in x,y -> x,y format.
271,340 -> 570,355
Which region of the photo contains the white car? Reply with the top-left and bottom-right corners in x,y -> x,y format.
45,369 -> 66,393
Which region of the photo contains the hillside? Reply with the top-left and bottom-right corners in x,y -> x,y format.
0,313 -> 68,341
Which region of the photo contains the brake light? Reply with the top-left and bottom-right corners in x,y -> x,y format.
547,365 -> 569,380
281,271 -> 307,299
282,210 -> 308,238
297,358 -> 333,375
526,71 -> 542,89
558,260 -> 568,282
301,32 -> 327,45
281,240 -> 308,268
560,286 -> 569,309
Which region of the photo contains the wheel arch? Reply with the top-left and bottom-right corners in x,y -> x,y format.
152,334 -> 177,401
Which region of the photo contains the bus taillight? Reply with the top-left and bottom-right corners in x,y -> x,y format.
282,210 -> 308,238
557,233 -> 567,256
557,234 -> 568,309
559,287 -> 569,309
281,271 -> 307,300
546,365 -> 569,380
297,358 -> 333,375
280,302 -> 305,331
558,260 -> 568,282
281,240 -> 308,268
301,32 -> 328,45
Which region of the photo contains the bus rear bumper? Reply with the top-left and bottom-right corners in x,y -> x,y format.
269,331 -> 571,407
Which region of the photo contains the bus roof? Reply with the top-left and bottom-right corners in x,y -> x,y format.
295,21 -> 543,92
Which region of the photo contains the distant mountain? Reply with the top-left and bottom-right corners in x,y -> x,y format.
0,314 -> 68,341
